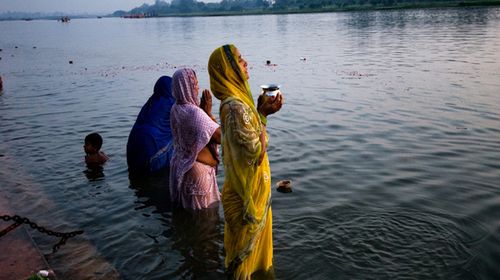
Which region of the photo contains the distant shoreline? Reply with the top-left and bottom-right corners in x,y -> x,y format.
153,1 -> 500,18
1,1 -> 499,21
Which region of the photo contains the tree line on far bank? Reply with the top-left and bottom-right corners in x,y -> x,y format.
112,0 -> 500,16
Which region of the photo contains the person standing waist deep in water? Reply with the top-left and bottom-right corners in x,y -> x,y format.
170,68 -> 222,210
208,44 -> 283,279
127,76 -> 175,176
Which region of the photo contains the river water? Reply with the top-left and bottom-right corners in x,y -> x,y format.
1,7 -> 500,279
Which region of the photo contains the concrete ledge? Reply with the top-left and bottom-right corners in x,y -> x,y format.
1,194 -> 55,280
0,222 -> 54,280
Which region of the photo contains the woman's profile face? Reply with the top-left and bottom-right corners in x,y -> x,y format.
194,75 -> 199,94
234,48 -> 249,80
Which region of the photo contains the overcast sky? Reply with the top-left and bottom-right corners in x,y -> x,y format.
0,0 -> 218,14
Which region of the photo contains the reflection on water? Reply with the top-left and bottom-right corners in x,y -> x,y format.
129,171 -> 225,279
170,207 -> 223,279
129,170 -> 173,213
84,165 -> 106,181
1,6 -> 500,279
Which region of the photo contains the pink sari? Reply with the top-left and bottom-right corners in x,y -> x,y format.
169,68 -> 220,209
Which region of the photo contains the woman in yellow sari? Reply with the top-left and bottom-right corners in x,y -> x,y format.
208,44 -> 283,279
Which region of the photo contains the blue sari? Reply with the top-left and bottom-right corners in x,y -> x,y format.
127,76 -> 175,174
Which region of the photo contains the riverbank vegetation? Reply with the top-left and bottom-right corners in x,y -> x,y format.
113,0 -> 500,17
1,0 -> 498,20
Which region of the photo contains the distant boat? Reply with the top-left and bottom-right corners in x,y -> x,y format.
23,18 -> 34,21
60,16 -> 70,23
97,16 -> 103,19
123,14 -> 146,19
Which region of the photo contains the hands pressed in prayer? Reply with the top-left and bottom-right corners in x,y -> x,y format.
200,89 -> 216,120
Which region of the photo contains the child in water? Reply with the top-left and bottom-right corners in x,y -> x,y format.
84,132 -> 109,166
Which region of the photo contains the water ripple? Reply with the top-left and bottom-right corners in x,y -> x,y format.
275,206 -> 487,279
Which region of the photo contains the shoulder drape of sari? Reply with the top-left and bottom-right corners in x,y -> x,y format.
169,103 -> 219,207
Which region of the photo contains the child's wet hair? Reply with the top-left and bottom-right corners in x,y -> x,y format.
85,133 -> 103,150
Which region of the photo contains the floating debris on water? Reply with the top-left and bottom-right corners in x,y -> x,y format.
338,70 -> 375,79
276,180 -> 292,193
266,60 -> 278,66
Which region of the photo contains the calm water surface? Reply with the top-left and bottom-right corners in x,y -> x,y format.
1,7 -> 500,279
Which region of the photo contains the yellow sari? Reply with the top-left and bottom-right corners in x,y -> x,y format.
208,45 -> 274,279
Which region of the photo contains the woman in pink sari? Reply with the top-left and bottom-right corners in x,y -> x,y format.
169,68 -> 222,209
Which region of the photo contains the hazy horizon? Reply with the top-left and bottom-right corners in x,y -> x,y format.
0,0 -> 219,15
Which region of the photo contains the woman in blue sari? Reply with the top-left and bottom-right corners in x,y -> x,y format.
127,76 -> 175,175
